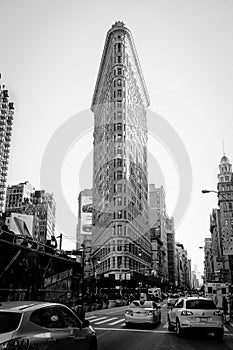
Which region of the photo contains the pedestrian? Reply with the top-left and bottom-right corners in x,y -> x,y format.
222,296 -> 230,323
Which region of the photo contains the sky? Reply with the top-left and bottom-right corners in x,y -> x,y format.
1,0 -> 233,275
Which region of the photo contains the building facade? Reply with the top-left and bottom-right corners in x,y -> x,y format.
148,184 -> 169,285
5,183 -> 56,243
5,181 -> 34,214
205,154 -> 233,284
91,21 -> 151,290
0,75 -> 14,213
217,154 -> 233,283
166,217 -> 176,288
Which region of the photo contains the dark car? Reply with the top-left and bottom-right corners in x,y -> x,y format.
0,301 -> 98,349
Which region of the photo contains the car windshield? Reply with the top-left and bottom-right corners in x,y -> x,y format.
0,312 -> 22,333
130,301 -> 153,308
186,299 -> 216,309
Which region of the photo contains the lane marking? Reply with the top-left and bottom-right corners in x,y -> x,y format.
95,327 -> 172,333
86,316 -> 97,320
108,318 -> 125,325
89,316 -> 108,322
94,317 -> 118,325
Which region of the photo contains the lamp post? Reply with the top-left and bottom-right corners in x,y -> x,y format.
94,258 -> 100,294
56,234 -> 62,250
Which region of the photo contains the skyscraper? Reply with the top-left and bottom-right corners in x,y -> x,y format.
91,22 -> 151,289
0,75 -> 14,214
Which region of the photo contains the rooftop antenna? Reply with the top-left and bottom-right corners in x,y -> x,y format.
222,140 -> 225,156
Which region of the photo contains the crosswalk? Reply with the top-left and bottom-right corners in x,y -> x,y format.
86,315 -> 125,326
86,315 -> 231,333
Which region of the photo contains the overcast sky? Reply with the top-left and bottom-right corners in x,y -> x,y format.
1,0 -> 233,275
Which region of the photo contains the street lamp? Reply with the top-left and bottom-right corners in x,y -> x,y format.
202,189 -> 229,201
201,190 -> 218,194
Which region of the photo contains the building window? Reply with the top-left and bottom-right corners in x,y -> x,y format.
117,171 -> 123,179
117,134 -> 122,142
117,210 -> 122,219
117,123 -> 122,131
117,256 -> 122,268
117,79 -> 122,86
117,146 -> 122,154
117,225 -> 122,234
117,90 -> 122,97
117,111 -> 122,118
116,158 -> 122,166
117,183 -> 122,192
117,197 -> 122,206
117,240 -> 122,251
117,68 -> 122,76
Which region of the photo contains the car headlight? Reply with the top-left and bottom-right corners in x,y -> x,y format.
125,310 -> 133,316
213,310 -> 223,317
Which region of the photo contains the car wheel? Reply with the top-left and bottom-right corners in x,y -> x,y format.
214,329 -> 224,341
89,337 -> 98,350
176,320 -> 184,337
157,315 -> 161,324
167,316 -> 174,331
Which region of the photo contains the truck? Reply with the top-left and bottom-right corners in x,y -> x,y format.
204,282 -> 230,317
147,287 -> 162,301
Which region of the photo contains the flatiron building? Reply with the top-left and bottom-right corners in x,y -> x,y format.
91,22 -> 151,287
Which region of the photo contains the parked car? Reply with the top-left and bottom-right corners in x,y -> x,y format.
0,301 -> 98,349
125,300 -> 161,327
167,296 -> 224,340
167,294 -> 180,307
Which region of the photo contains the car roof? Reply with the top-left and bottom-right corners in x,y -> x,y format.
180,296 -> 212,301
0,301 -> 64,312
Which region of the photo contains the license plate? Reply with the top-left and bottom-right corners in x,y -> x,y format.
200,317 -> 208,322
134,313 -> 145,317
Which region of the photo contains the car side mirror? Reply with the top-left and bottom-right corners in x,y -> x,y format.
82,319 -> 90,328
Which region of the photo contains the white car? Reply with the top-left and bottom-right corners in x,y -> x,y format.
125,300 -> 161,327
167,296 -> 224,340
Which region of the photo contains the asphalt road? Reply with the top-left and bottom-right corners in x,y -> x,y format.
86,301 -> 233,350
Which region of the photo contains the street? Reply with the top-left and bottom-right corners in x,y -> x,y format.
86,301 -> 233,350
